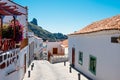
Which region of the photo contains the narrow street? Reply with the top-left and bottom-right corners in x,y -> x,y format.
23,60 -> 79,80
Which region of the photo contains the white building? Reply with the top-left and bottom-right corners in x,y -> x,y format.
27,32 -> 34,65
47,42 -> 62,56
34,36 -> 43,60
0,0 -> 29,80
68,15 -> 120,80
61,39 -> 68,56
41,42 -> 48,60
47,40 -> 68,63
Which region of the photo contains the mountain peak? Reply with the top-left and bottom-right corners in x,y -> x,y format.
28,22 -> 68,42
30,18 -> 38,26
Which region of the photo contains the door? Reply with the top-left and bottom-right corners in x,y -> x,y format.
53,48 -> 58,54
72,48 -> 75,67
24,54 -> 26,73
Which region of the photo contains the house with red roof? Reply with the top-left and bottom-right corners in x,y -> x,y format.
47,39 -> 68,63
61,39 -> 68,55
68,15 -> 120,80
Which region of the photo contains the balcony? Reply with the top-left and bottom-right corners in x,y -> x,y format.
0,48 -> 20,70
0,19 -> 24,54
0,1 -> 26,54
0,39 -> 15,53
20,38 -> 28,50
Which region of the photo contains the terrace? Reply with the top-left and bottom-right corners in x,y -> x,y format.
0,1 -> 25,53
0,0 -> 27,72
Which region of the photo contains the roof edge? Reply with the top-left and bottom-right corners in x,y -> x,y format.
69,29 -> 120,36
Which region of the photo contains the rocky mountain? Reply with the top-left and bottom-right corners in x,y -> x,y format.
30,18 -> 38,26
28,18 -> 68,42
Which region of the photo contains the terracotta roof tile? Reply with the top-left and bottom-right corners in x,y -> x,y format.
61,39 -> 68,47
71,15 -> 120,35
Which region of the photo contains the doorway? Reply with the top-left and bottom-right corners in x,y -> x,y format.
72,48 -> 75,67
24,54 -> 26,73
53,48 -> 58,54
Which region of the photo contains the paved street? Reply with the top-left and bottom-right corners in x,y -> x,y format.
23,60 -> 87,80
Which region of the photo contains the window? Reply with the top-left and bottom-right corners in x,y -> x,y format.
89,55 -> 97,75
78,51 -> 83,65
0,56 -> 3,63
53,48 -> 58,54
4,54 -> 7,60
111,37 -> 119,43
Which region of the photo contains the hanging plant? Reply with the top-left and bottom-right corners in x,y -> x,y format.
2,24 -> 14,39
9,20 -> 23,43
2,20 -> 23,43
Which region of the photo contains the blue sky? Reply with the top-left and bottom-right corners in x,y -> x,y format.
13,0 -> 120,34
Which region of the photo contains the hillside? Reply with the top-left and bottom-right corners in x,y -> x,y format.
28,22 -> 68,42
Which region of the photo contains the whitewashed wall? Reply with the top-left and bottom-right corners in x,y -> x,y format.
28,32 -> 34,44
0,0 -> 28,80
34,36 -> 43,59
64,48 -> 68,55
28,32 -> 34,64
0,46 -> 29,80
47,42 -> 62,54
68,30 -> 120,80
0,49 -> 20,80
18,46 -> 29,80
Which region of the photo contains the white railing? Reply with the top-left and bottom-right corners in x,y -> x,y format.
0,48 -> 20,69
50,54 -> 68,63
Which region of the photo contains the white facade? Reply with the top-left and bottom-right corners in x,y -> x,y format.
68,30 -> 120,80
0,46 -> 29,80
28,32 -> 34,65
47,42 -> 62,55
0,49 -> 20,80
19,46 -> 29,80
60,45 -> 68,55
34,36 -> 43,60
0,0 -> 29,80
42,42 -> 48,60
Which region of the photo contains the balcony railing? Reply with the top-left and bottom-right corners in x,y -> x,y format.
0,19 -> 24,53
20,38 -> 28,50
0,39 -> 15,53
0,48 -> 20,70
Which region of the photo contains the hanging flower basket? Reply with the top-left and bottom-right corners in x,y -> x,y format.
2,24 -> 14,39
2,20 -> 23,43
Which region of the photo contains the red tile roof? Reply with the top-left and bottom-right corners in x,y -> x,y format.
70,15 -> 120,35
61,39 -> 68,48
